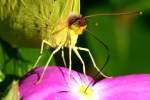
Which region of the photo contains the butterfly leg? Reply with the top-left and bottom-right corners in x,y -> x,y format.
61,47 -> 67,67
36,42 -> 63,84
33,40 -> 48,68
72,47 -> 86,76
68,44 -> 72,77
77,47 -> 110,78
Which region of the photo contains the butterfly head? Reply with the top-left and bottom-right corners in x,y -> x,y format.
68,14 -> 87,35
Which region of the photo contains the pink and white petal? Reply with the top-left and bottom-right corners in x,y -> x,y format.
43,92 -> 81,100
19,66 -> 93,100
94,74 -> 150,100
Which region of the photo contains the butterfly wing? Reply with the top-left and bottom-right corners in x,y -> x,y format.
72,0 -> 80,14
0,0 -> 77,48
44,0 -> 81,47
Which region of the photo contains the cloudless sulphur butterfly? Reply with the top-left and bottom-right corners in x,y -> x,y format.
0,0 -> 141,82
0,0 -> 106,82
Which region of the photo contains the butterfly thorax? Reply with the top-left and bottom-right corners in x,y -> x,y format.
46,14 -> 87,48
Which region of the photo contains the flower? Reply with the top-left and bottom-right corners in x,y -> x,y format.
19,66 -> 150,100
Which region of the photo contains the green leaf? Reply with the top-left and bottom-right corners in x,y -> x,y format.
1,81 -> 20,100
0,70 -> 5,82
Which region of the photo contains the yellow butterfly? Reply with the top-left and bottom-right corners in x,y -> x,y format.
0,0 -> 141,82
32,0 -> 108,82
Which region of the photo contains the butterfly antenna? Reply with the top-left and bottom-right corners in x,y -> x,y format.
85,11 -> 142,18
84,11 -> 142,93
86,30 -> 110,71
84,30 -> 110,93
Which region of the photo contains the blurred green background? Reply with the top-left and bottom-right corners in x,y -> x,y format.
80,0 -> 150,76
0,0 -> 150,98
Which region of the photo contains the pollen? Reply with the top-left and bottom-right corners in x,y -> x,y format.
77,84 -> 94,100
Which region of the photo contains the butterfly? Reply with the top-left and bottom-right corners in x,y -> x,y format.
0,0 -> 141,83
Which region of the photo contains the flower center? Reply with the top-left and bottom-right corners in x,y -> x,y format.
78,84 -> 93,99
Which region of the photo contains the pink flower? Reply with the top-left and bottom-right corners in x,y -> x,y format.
19,66 -> 150,100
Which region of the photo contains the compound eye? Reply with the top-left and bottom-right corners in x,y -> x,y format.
71,17 -> 76,23
68,15 -> 79,26
79,18 -> 86,26
74,20 -> 80,25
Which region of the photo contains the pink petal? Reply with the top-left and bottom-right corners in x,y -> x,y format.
19,66 -> 93,100
94,74 -> 150,100
19,66 -> 150,100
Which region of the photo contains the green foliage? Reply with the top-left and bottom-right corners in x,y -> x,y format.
81,0 -> 150,75
1,81 -> 19,100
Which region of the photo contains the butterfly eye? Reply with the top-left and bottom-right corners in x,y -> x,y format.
78,17 -> 86,26
68,17 -> 77,26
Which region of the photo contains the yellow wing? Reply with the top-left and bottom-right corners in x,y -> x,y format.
46,0 -> 81,47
